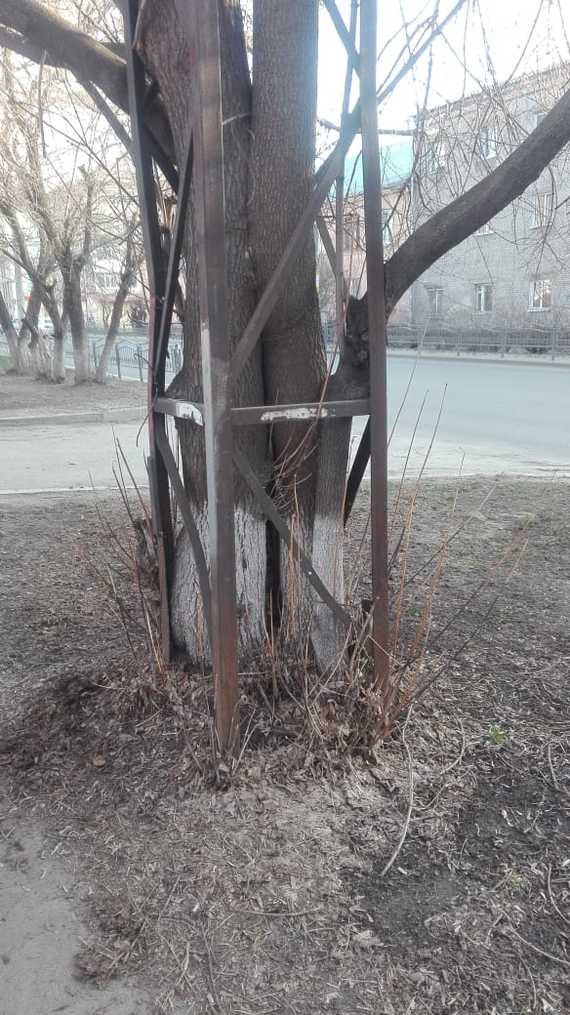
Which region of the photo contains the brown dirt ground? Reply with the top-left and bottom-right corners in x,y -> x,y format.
0,477 -> 569,1014
0,371 -> 145,416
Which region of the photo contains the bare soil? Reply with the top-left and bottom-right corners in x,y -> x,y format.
0,477 -> 569,1014
0,371 -> 145,417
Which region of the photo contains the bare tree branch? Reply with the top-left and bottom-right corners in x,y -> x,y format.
384,86 -> 570,312
0,0 -> 173,162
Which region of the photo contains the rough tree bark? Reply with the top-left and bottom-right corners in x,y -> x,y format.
0,288 -> 19,367
61,255 -> 90,382
139,0 -> 268,660
249,0 -> 328,652
18,281 -> 41,372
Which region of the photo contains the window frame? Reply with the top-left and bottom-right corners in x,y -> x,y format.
381,207 -> 393,249
478,123 -> 498,160
535,111 -> 546,129
530,191 -> 554,229
426,285 -> 444,315
528,279 -> 552,312
424,132 -> 446,175
474,282 -> 493,313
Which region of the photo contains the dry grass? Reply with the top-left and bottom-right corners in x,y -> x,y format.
1,478 -> 569,1013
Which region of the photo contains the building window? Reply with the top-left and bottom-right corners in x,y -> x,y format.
95,271 -> 120,290
529,279 -> 552,311
531,192 -> 553,228
474,283 -> 493,312
479,124 -> 497,159
475,221 -> 492,235
426,286 -> 443,315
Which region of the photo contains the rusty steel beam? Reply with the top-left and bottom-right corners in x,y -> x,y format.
316,213 -> 337,277
344,419 -> 371,525
360,0 -> 390,691
154,396 -> 204,425
231,106 -> 362,382
154,396 -> 370,426
155,426 -> 211,644
335,175 -> 345,344
193,0 -> 239,755
154,132 -> 193,386
232,399 -> 370,425
124,0 -> 174,661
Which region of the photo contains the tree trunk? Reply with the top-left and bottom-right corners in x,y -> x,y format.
141,0 -> 268,661
0,289 -> 21,370
63,260 -> 90,382
40,284 -> 66,382
95,257 -> 135,383
51,328 -> 66,382
251,0 -> 347,665
17,284 -> 41,373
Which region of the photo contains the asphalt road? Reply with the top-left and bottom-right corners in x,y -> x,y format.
372,356 -> 570,480
1,357 -> 568,494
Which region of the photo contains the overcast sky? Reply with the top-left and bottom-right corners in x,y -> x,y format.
318,0 -> 570,137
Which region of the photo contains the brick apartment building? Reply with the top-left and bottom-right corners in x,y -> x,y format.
411,61 -> 570,353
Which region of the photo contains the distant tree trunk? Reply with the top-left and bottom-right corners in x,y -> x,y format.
0,289 -> 21,370
18,283 -> 41,369
24,312 -> 52,379
95,236 -> 137,383
40,283 -> 66,382
62,258 -> 90,382
51,326 -> 66,381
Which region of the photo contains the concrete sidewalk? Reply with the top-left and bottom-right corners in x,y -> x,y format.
0,405 -> 146,427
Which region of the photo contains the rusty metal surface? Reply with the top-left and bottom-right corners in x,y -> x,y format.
193,0 -> 239,755
155,397 -> 370,425
316,213 -> 337,276
344,418 -> 371,525
155,132 -> 193,388
232,399 -> 370,425
360,0 -> 390,691
124,0 -> 174,662
231,108 -> 362,382
155,426 -> 211,645
154,396 -> 205,426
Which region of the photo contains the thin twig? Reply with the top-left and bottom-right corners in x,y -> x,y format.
380,709 -> 414,877
501,914 -> 570,970
547,864 -> 570,928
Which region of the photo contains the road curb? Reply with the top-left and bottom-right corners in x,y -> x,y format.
387,350 -> 570,369
0,406 -> 146,428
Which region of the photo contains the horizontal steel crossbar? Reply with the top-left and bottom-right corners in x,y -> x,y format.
154,396 -> 370,425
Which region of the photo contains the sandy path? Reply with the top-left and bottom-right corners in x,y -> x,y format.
0,818 -> 149,1014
